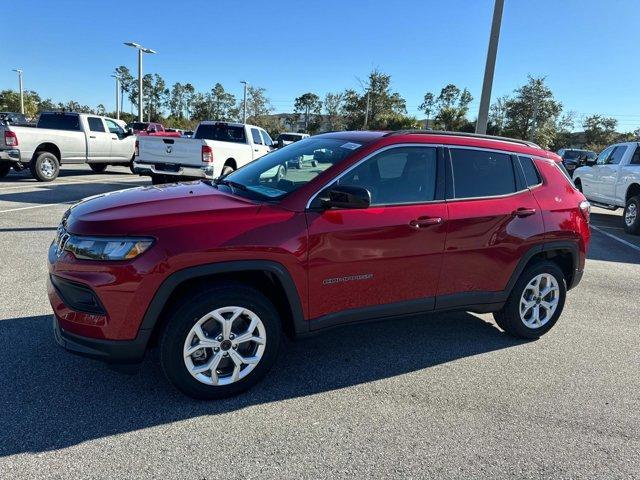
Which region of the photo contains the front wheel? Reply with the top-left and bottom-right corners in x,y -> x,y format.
623,196 -> 640,234
493,260 -> 566,339
221,164 -> 235,176
30,152 -> 60,182
160,283 -> 282,399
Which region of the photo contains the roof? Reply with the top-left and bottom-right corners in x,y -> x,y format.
385,130 -> 541,149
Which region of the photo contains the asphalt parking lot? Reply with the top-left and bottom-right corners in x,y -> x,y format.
0,165 -> 638,479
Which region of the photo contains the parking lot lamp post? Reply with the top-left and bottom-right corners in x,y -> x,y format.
241,81 -> 248,124
475,0 -> 504,135
12,69 -> 24,115
124,42 -> 156,122
111,74 -> 121,120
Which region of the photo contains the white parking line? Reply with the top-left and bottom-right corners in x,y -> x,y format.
0,202 -> 76,214
0,176 -> 144,193
591,224 -> 640,253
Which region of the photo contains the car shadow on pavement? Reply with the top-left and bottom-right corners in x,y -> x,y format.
0,181 -> 147,206
0,311 -> 526,456
0,168 -> 133,183
588,216 -> 640,265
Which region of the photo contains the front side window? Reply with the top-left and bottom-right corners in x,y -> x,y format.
631,148 -> 640,165
87,117 -> 105,132
261,130 -> 273,146
337,146 -> 437,205
105,119 -> 124,136
607,146 -> 627,165
596,146 -> 614,165
251,128 -> 263,145
450,148 -> 516,198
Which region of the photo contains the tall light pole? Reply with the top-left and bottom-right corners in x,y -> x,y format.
241,81 -> 248,124
111,74 -> 121,120
12,69 -> 24,115
475,0 -> 504,135
124,42 -> 156,122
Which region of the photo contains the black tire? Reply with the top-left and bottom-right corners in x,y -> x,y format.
311,160 -> 318,168
30,152 -> 60,182
493,260 -> 566,339
574,179 -> 582,192
89,163 -> 108,173
221,164 -> 235,176
160,283 -> 282,399
151,174 -> 165,185
0,163 -> 10,178
623,195 -> 640,234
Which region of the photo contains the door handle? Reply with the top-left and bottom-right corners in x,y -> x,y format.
409,217 -> 443,229
89,135 -> 96,139
512,207 -> 536,218
254,148 -> 259,152
111,136 -> 118,140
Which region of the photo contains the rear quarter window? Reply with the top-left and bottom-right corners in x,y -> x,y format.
518,156 -> 542,187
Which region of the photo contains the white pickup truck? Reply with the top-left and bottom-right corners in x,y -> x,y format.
133,121 -> 274,184
0,111 -> 136,181
573,141 -> 640,234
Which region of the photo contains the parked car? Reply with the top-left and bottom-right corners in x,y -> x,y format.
133,121 -> 274,184
49,130 -> 590,399
127,122 -> 181,137
572,141 -> 640,233
557,148 -> 596,176
276,132 -> 310,146
0,112 -> 32,126
0,111 -> 136,181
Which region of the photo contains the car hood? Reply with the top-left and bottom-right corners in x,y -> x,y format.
64,181 -> 260,236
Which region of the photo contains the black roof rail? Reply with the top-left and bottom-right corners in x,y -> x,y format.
383,130 -> 541,149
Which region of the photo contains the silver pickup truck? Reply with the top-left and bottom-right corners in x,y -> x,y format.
0,112 -> 136,181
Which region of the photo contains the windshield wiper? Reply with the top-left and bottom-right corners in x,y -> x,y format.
214,178 -> 248,191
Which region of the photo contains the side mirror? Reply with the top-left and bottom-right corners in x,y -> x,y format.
321,185 -> 371,210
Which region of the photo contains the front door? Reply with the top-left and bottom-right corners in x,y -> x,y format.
306,145 -> 447,326
86,117 -> 111,161
250,127 -> 270,159
599,145 -> 627,202
437,147 -> 545,303
105,119 -> 135,161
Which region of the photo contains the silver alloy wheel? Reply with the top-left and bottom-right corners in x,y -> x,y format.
625,203 -> 637,227
183,306 -> 266,386
519,273 -> 560,328
41,158 -> 55,178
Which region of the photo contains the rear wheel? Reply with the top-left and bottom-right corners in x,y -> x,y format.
493,260 -> 566,339
160,283 -> 281,399
30,152 -> 59,182
0,163 -> 10,178
623,196 -> 640,234
89,163 -> 108,173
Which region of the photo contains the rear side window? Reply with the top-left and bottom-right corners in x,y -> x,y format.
87,117 -> 105,132
450,148 -> 517,198
251,128 -> 263,145
518,156 -> 542,187
38,114 -> 81,131
194,124 -> 246,143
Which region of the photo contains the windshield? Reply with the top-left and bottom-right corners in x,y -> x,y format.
563,151 -> 583,160
222,137 -> 363,199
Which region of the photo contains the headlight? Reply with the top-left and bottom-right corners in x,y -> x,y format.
64,235 -> 153,261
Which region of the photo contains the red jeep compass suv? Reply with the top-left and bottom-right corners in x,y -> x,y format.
48,131 -> 591,399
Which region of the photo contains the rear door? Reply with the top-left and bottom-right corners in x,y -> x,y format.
306,145 -> 448,324
86,117 -> 111,161
437,147 -> 545,305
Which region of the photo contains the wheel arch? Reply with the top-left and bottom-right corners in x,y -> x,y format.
33,142 -> 61,162
626,182 -> 640,202
224,157 -> 237,170
142,260 -> 307,350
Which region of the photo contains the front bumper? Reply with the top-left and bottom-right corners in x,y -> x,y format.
53,314 -> 149,364
0,148 -> 20,162
133,160 -> 214,179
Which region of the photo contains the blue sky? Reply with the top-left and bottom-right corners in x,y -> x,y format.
4,0 -> 640,130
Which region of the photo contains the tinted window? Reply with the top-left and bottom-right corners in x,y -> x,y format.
261,130 -> 273,146
87,117 -> 105,132
251,128 -> 263,145
518,156 -> 542,186
607,146 -> 627,165
563,150 -> 582,160
194,124 -> 246,143
450,148 -> 516,198
279,134 -> 303,142
128,122 -> 149,131
338,147 -> 437,205
38,113 -> 81,131
631,148 -> 640,165
105,119 -> 123,135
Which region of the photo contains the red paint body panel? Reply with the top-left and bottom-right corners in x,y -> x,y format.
47,131 -> 590,348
